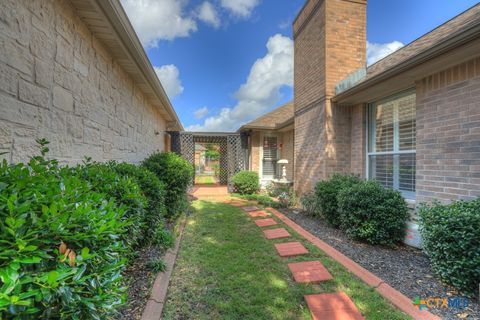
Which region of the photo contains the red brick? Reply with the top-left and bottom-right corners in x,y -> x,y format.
274,242 -> 309,257
254,218 -> 277,227
248,210 -> 270,218
263,228 -> 290,239
288,261 -> 332,283
304,292 -> 365,320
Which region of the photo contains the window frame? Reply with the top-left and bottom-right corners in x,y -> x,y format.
365,89 -> 416,200
260,133 -> 279,180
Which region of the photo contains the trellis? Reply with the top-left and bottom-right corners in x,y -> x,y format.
169,132 -> 249,189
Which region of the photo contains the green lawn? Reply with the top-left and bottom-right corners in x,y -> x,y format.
195,174 -> 217,184
162,201 -> 411,320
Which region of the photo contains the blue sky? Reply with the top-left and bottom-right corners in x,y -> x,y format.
120,0 -> 479,131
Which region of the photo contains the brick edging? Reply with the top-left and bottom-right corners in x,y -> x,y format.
141,216 -> 188,320
266,207 -> 440,320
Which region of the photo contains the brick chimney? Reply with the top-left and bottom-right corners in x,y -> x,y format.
293,0 -> 367,194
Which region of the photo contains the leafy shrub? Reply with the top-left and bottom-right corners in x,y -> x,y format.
146,259 -> 166,273
315,174 -> 361,227
142,152 -> 193,219
71,161 -> 147,249
277,187 -> 297,208
419,200 -> 480,296
109,162 -> 167,244
231,171 -> 259,195
337,180 -> 409,245
300,191 -> 320,215
0,140 -> 127,318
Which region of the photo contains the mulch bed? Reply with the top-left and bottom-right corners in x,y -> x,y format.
281,208 -> 479,320
114,245 -> 163,320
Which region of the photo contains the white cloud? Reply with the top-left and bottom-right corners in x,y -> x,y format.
154,65 -> 184,99
197,1 -> 221,28
367,41 -> 404,65
220,0 -> 260,18
194,107 -> 209,119
187,34 -> 293,132
121,0 -> 197,48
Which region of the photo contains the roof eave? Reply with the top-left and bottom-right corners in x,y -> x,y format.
85,0 -> 183,131
333,19 -> 480,104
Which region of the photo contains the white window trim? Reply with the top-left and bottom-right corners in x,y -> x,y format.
365,89 -> 416,200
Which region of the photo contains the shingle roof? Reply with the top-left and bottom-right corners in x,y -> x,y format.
239,102 -> 294,131
366,3 -> 480,79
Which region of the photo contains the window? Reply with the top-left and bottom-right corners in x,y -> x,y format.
368,91 -> 416,199
262,136 -> 278,178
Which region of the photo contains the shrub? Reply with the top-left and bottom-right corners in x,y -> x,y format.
419,200 -> 480,296
0,140 -> 127,318
300,191 -> 320,216
337,180 -> 409,245
72,161 -> 147,248
277,187 -> 297,208
109,162 -> 167,244
315,174 -> 361,227
142,152 -> 193,219
231,171 -> 259,195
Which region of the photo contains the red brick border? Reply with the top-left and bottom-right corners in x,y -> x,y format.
141,216 -> 187,320
266,208 -> 440,320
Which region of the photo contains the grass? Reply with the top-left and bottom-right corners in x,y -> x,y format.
162,201 -> 411,320
195,174 -> 217,184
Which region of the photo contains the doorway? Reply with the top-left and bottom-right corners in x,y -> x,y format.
194,143 -> 221,185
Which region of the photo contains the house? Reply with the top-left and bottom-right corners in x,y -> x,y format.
0,0 -> 182,165
239,102 -> 295,186
243,1 -> 480,209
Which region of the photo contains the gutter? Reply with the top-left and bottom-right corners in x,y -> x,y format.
333,19 -> 480,103
94,0 -> 183,131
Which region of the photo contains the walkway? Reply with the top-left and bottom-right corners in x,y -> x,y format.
161,189 -> 417,319
191,184 -> 229,201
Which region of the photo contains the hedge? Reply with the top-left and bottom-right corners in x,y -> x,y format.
231,171 -> 259,195
337,180 -> 409,245
419,199 -> 480,296
142,152 -> 193,219
0,140 -> 189,318
314,174 -> 361,227
0,140 -> 127,318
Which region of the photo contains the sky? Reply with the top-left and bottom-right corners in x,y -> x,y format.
120,0 -> 479,132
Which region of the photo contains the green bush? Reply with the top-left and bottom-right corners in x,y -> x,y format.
71,161 -> 147,249
231,171 -> 259,195
0,140 -> 127,318
300,191 -> 320,216
315,174 -> 361,227
142,152 -> 193,219
277,187 -> 297,208
419,200 -> 480,296
337,180 -> 409,245
109,162 -> 167,244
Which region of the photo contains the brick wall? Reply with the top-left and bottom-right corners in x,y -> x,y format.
280,129 -> 295,181
0,0 -> 167,165
250,131 -> 261,173
293,0 -> 367,194
350,104 -> 366,177
416,57 -> 480,203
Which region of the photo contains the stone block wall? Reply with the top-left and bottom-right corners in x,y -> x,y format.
416,56 -> 480,203
0,0 -> 167,165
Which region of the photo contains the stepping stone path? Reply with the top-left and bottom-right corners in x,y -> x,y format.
245,206 -> 365,319
254,218 -> 278,227
274,242 -> 309,257
304,292 -> 365,320
288,261 -> 332,283
242,206 -> 259,212
248,210 -> 270,218
263,228 -> 290,239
